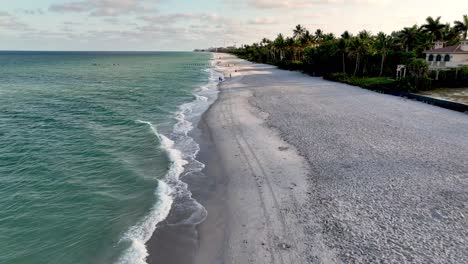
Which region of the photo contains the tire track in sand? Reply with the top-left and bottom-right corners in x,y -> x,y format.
221,81 -> 298,264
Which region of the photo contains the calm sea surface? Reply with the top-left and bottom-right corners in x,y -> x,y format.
0,51 -> 216,264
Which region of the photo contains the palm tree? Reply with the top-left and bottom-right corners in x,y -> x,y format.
421,16 -> 446,41
260,38 -> 273,60
349,30 -> 372,76
273,34 -> 285,60
374,32 -> 392,76
341,30 -> 351,40
323,33 -> 336,42
454,15 -> 468,39
294,30 -> 313,60
349,37 -> 362,76
338,31 -> 351,73
398,25 -> 419,51
299,30 -> 313,46
412,31 -> 434,56
442,24 -> 461,45
315,29 -> 324,44
284,37 -> 295,60
359,30 -> 373,75
293,24 -> 306,40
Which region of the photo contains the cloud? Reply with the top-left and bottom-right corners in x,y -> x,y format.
247,0 -> 316,8
49,0 -> 159,16
0,12 -> 33,31
139,13 -> 198,24
247,17 -> 280,25
63,21 -> 83,26
135,13 -> 238,44
138,13 -> 232,25
101,17 -> 118,23
136,12 -> 282,47
16,9 -> 45,15
246,0 -> 390,9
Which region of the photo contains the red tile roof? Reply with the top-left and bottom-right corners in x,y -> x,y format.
425,43 -> 468,54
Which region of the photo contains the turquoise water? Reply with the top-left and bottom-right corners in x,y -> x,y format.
0,52 -> 215,264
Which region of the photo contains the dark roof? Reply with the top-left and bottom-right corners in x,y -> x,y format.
425,43 -> 468,54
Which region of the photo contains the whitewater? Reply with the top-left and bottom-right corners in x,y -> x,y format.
117,64 -> 221,264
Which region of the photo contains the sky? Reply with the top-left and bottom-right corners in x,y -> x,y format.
0,0 -> 466,51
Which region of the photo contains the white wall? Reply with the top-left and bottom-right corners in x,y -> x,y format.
426,53 -> 468,68
449,53 -> 468,67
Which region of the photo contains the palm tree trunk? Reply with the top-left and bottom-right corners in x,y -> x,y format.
379,54 -> 385,77
342,52 -> 346,74
353,54 -> 359,76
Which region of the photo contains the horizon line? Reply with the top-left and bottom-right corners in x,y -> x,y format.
0,50 -> 202,53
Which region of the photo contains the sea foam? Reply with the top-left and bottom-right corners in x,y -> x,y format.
116,180 -> 173,264
116,55 -> 221,264
116,121 -> 187,264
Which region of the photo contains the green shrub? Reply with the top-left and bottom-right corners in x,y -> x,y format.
418,77 -> 433,91
396,76 -> 432,92
350,77 -> 395,88
324,73 -> 396,90
407,58 -> 429,79
460,66 -> 468,75
323,72 -> 349,82
277,60 -> 305,71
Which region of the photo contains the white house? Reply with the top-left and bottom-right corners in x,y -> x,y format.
424,40 -> 468,70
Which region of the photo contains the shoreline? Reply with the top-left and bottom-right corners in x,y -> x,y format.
193,54 -> 324,264
144,56 -> 221,264
146,53 -> 320,264
147,53 -> 468,264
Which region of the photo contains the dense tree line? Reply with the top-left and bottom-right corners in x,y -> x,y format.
231,15 -> 468,80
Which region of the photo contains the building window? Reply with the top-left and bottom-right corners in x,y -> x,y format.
444,55 -> 450,62
428,55 -> 434,61
436,55 -> 442,62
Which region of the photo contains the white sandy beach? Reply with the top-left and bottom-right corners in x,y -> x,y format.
192,53 -> 468,264
195,54 -> 327,264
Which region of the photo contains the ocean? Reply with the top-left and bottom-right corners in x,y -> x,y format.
0,51 -> 219,264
